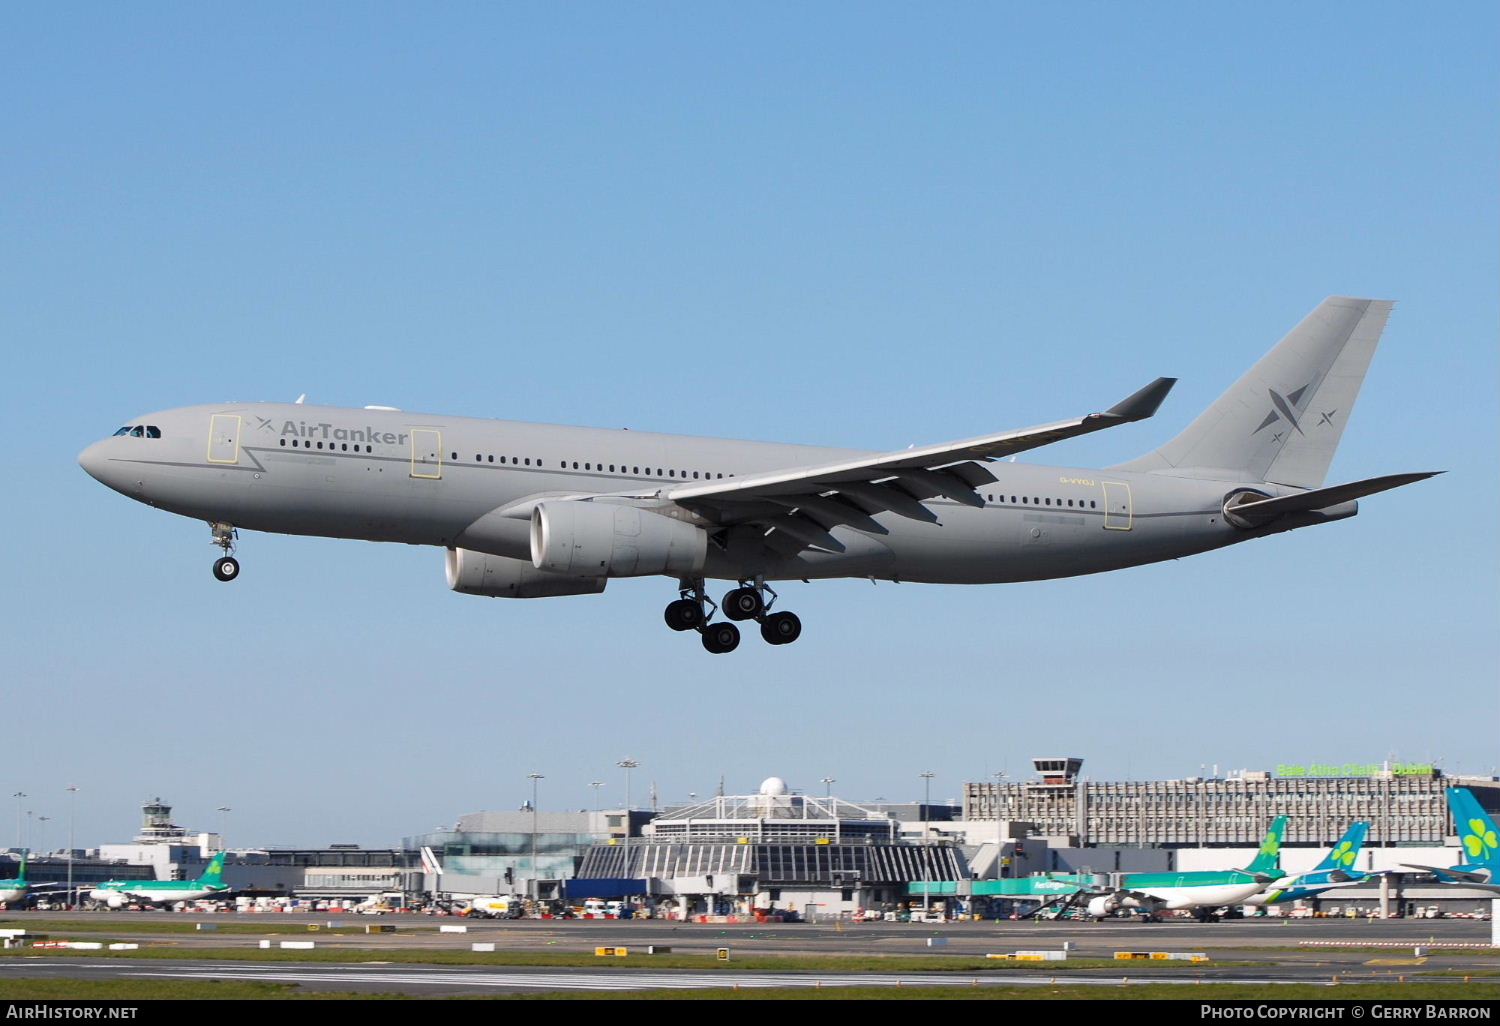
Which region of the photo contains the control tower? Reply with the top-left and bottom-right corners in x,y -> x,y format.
132,798 -> 189,845
1029,757 -> 1083,792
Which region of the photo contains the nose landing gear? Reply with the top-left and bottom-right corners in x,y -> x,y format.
660,578 -> 803,653
210,522 -> 240,582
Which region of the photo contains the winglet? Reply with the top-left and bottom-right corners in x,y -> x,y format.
1103,377 -> 1176,423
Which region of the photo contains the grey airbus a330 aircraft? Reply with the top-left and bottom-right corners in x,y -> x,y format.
80,297 -> 1436,653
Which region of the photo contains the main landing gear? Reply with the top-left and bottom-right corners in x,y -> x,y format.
210,522 -> 240,582
663,578 -> 802,654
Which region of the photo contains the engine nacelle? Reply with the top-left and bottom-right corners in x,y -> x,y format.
531,501 -> 707,577
89,889 -> 129,909
1086,894 -> 1123,918
445,548 -> 606,598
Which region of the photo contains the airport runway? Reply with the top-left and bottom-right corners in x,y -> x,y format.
0,913 -> 1495,994
0,957 -> 1493,996
10,910 -> 1494,954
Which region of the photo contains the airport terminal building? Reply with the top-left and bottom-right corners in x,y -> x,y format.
962,758 -> 1500,848
571,778 -> 968,917
53,763 -> 1500,917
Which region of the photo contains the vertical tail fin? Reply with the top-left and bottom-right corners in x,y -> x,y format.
197,851 -> 227,885
1244,815 -> 1288,875
1313,822 -> 1369,872
1113,297 -> 1393,488
1448,788 -> 1500,869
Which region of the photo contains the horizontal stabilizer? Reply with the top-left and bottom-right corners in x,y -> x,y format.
1227,472 -> 1441,525
1401,864 -> 1489,884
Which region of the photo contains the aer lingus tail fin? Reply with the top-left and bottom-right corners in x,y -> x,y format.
197,851 -> 227,886
1244,815 -> 1288,876
1449,788 -> 1500,870
1313,822 -> 1369,873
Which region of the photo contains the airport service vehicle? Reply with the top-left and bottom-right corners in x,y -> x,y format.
89,851 -> 230,908
79,297 -> 1436,653
467,896 -> 523,919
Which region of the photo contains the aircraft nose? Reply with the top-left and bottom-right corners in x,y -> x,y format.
78,440 -> 107,482
78,438 -> 130,494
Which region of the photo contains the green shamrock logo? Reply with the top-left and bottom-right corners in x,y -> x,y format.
1463,818 -> 1498,859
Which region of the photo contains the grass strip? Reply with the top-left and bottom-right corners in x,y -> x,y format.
0,979 -> 1494,1001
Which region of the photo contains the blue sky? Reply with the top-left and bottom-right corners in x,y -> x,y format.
3,2 -> 1495,849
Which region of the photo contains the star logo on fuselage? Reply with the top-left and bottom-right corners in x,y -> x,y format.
1253,383 -> 1311,437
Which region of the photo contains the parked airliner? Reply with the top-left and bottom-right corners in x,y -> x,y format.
79,297 -> 1436,653
89,851 -> 230,908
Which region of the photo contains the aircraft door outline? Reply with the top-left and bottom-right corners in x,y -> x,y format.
410,429 -> 443,479
206,414 -> 241,464
1101,480 -> 1133,530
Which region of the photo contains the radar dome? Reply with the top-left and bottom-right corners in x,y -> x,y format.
759,776 -> 789,796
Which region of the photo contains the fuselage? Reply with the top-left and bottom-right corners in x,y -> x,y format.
1113,871 -> 1275,911
78,402 -> 1349,586
1242,869 -> 1363,906
89,881 -> 227,905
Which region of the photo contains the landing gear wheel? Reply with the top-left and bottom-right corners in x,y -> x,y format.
664,598 -> 704,632
700,622 -> 741,654
759,610 -> 802,645
212,556 -> 240,582
722,587 -> 765,621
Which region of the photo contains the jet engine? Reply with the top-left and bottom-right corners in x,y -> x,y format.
445,548 -> 606,598
531,500 -> 707,577
88,889 -> 130,909
1085,894 -> 1123,918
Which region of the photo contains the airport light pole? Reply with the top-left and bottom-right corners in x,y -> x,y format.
919,772 -> 935,913
821,777 -> 835,799
527,773 -> 543,901
617,759 -> 638,900
66,785 -> 78,909
992,771 -> 1007,878
589,781 -> 603,813
216,807 -> 231,848
12,793 -> 26,851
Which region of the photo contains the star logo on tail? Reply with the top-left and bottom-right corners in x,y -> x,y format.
1253,383 -> 1311,436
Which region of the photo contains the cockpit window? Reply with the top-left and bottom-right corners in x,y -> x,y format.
129,426 -> 145,437
113,427 -> 131,436
113,425 -> 162,438
146,426 -> 161,438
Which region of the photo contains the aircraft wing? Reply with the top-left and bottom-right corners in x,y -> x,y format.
659,377 -> 1175,553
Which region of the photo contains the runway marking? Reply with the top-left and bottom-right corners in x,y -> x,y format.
120,965 -> 1312,992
